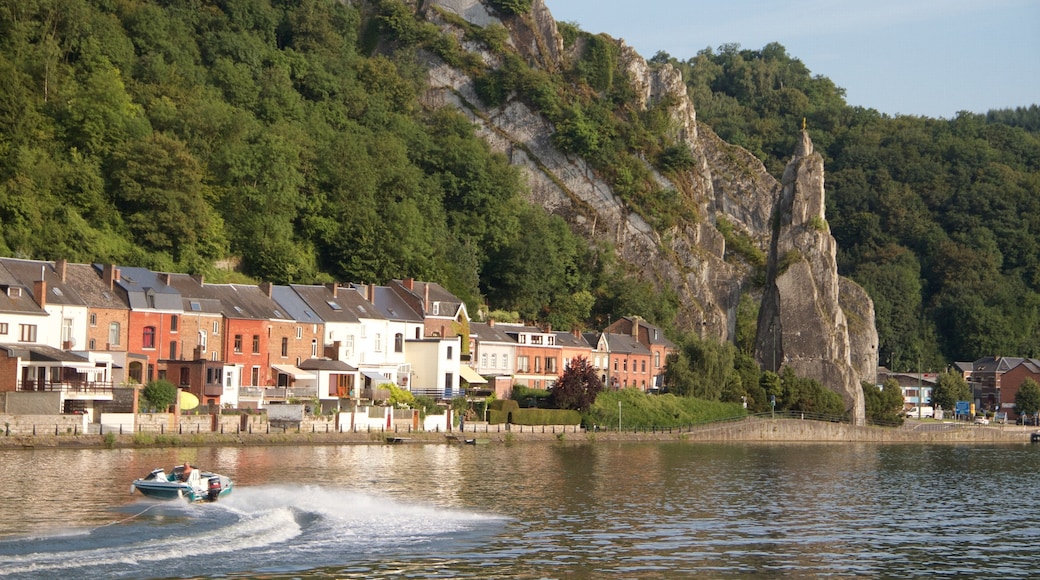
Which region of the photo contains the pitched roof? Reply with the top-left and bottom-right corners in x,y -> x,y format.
270,285 -> 326,325
114,266 -> 182,311
0,257 -> 88,309
554,331 -> 592,349
358,283 -> 423,323
469,321 -> 516,344
290,284 -> 385,324
64,263 -> 128,309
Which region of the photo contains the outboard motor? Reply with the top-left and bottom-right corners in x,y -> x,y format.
207,477 -> 222,501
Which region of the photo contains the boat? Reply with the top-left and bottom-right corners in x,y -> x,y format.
465,438 -> 490,445
131,464 -> 233,502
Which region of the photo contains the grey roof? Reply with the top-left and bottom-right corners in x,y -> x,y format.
554,331 -> 592,349
389,279 -> 465,319
0,258 -> 88,309
599,332 -> 652,355
359,284 -> 422,323
63,263 -> 128,309
114,266 -> 183,311
291,284 -> 385,324
470,322 -> 516,344
271,285 -> 326,324
0,263 -> 44,316
163,273 -> 224,314
299,358 -> 356,372
0,343 -> 91,363
212,284 -> 292,320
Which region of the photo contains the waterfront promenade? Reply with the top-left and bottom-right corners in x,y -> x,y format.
0,416 -> 1033,449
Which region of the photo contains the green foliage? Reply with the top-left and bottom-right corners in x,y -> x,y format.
486,0 -> 532,16
664,333 -> 739,400
931,371 -> 971,411
862,379 -> 906,424
510,408 -> 582,425
1014,378 -> 1040,418
511,386 -> 551,406
551,355 -> 603,411
778,367 -> 846,416
385,383 -> 415,408
716,216 -> 766,268
141,379 -> 177,411
586,388 -> 746,429
670,42 -> 1040,369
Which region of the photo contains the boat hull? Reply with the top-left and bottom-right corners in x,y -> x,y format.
131,467 -> 233,502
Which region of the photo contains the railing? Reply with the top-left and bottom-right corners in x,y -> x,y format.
16,380 -> 116,394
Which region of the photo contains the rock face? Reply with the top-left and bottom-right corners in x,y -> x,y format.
416,0 -> 875,419
753,131 -> 871,423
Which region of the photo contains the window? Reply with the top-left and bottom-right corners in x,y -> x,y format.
534,357 -> 541,373
517,355 -> 529,373
623,359 -> 628,372
490,353 -> 496,369
250,367 -> 260,386
613,358 -> 619,371
252,334 -> 260,354
375,333 -> 382,352
142,326 -> 156,349
179,368 -> 190,386
108,322 -> 120,346
502,354 -> 509,369
311,339 -> 318,357
234,334 -> 243,353
89,313 -> 97,327
395,333 -> 404,353
0,322 -> 7,335
169,341 -> 177,359
281,337 -> 289,357
447,346 -> 453,360
547,357 -> 556,373
213,321 -> 219,335
481,353 -> 488,368
170,315 -> 178,332
190,301 -> 201,312
531,335 -> 543,345
199,330 -> 207,351
655,352 -> 661,368
62,318 -> 73,345
88,338 -> 96,349
444,372 -> 453,391
296,326 -> 302,339
641,360 -> 646,373
432,302 -> 440,315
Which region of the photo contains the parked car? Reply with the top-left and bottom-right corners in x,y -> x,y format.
975,415 -> 990,425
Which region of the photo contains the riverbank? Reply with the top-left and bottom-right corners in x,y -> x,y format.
1,417 -> 1036,449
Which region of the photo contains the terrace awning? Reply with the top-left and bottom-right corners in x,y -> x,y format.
459,365 -> 487,384
271,364 -> 316,380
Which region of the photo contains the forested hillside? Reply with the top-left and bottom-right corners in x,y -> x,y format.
2,0 -> 1037,374
657,44 -> 1040,371
0,0 -> 672,333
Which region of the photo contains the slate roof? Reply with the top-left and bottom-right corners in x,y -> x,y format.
300,358 -> 356,372
212,284 -> 293,321
270,285 -> 325,325
359,284 -> 423,323
469,322 -> 516,344
290,284 -> 385,325
163,273 -> 224,315
554,331 -> 592,349
0,257 -> 88,309
63,263 -> 128,309
114,266 -> 182,311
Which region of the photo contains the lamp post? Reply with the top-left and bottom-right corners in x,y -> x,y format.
618,400 -> 622,432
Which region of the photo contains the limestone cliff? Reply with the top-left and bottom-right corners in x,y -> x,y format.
415,0 -> 876,419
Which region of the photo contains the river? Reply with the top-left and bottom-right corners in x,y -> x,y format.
0,441 -> 1036,578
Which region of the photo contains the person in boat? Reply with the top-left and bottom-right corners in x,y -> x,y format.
181,463 -> 193,481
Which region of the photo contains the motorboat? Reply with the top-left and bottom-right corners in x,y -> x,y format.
131,464 -> 233,502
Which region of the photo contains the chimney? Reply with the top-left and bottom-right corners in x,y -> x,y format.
259,281 -> 272,298
573,328 -> 581,338
325,282 -> 338,298
404,277 -> 414,290
158,273 -> 171,285
488,319 -> 495,327
191,274 -> 205,286
368,284 -> 375,303
631,319 -> 639,338
424,283 -> 429,313
102,264 -> 119,290
55,259 -> 67,282
34,279 -> 47,308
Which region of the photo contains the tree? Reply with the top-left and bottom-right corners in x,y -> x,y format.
931,370 -> 971,411
141,379 -> 177,411
863,379 -> 905,424
552,356 -> 603,412
1014,378 -> 1040,419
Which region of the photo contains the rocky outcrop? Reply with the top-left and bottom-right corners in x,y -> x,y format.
417,0 -> 876,418
753,131 -> 873,423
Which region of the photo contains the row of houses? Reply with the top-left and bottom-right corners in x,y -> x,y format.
0,258 -> 675,419
881,356 -> 1040,420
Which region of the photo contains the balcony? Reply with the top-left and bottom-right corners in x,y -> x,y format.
17,380 -> 116,398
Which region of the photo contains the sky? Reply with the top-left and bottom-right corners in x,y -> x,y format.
546,0 -> 1039,119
